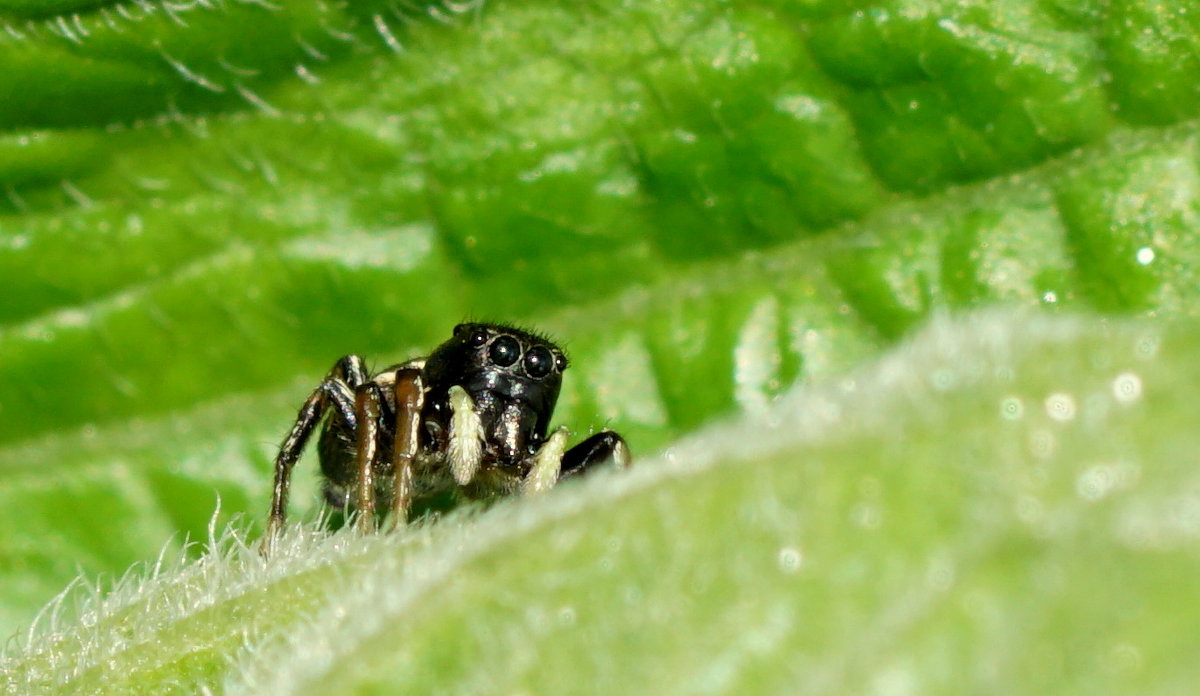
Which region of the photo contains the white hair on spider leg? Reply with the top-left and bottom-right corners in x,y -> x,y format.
524,426 -> 569,494
447,386 -> 484,485
610,435 -> 632,470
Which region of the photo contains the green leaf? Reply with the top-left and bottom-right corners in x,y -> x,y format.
1,0 -> 1200,690
7,313 -> 1200,694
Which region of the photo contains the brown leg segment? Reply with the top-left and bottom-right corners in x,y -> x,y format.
389,367 -> 425,530
354,383 -> 382,533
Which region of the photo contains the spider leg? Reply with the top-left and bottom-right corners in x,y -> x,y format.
262,356 -> 368,555
524,426 -> 570,494
353,382 -> 384,533
559,430 -> 631,479
388,367 -> 424,530
448,385 -> 485,486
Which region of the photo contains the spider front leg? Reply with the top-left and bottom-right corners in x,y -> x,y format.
346,368 -> 425,534
560,430 -> 631,478
262,355 -> 368,554
352,382 -> 383,534
388,367 -> 424,530
524,429 -> 631,494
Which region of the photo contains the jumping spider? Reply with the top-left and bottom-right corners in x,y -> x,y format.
262,322 -> 630,550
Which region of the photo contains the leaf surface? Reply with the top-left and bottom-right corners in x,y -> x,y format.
1,0 -> 1199,690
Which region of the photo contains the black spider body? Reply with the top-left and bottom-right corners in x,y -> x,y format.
263,322 -> 630,547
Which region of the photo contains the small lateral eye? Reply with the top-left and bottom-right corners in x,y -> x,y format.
488,335 -> 521,366
554,353 -> 568,372
524,346 -> 553,378
468,328 -> 489,348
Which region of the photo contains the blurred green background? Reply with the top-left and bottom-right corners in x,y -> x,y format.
1,0 -> 1200,692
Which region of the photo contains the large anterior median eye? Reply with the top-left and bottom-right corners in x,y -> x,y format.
488,335 -> 521,366
524,346 -> 552,378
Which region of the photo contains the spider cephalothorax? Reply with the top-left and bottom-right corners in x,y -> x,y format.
422,323 -> 567,469
263,323 -> 630,549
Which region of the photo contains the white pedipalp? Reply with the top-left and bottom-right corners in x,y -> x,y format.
447,385 -> 484,485
524,426 -> 569,494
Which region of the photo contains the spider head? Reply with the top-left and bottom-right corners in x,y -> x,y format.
424,323 -> 568,461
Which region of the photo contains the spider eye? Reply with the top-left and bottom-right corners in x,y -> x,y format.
524,346 -> 553,378
488,335 -> 521,366
554,353 -> 568,372
467,327 -> 489,348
